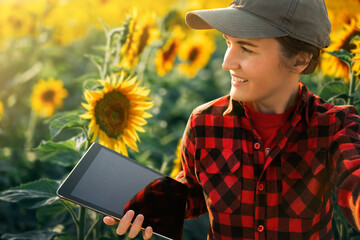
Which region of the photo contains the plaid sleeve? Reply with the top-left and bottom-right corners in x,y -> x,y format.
329,106 -> 360,230
178,113 -> 207,219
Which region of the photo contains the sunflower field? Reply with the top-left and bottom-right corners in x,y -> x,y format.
0,0 -> 359,239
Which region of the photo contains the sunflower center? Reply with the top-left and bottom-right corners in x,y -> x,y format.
137,26 -> 150,55
10,17 -> 23,30
94,91 -> 130,139
163,41 -> 176,62
42,90 -> 55,102
189,47 -> 199,62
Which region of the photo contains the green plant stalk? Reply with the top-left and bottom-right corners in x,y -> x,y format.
137,44 -> 154,82
101,27 -> 124,79
82,126 -> 92,150
113,34 -> 122,67
24,109 -> 37,152
348,71 -> 356,105
61,201 -> 79,226
77,206 -> 86,240
84,214 -> 101,240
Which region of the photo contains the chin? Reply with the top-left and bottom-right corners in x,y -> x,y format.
230,90 -> 246,102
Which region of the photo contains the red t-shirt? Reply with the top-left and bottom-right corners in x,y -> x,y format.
245,105 -> 294,151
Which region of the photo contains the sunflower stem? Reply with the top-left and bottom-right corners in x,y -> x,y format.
24,109 -> 37,153
101,27 -> 124,79
112,34 -> 122,67
84,214 -> 100,240
348,70 -> 356,105
101,33 -> 111,79
137,44 -> 154,82
82,126 -> 91,150
77,206 -> 86,240
61,201 -> 79,226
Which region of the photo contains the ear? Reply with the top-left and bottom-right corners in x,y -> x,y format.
293,52 -> 313,73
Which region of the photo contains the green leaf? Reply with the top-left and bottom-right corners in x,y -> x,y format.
325,49 -> 353,66
0,179 -> 60,209
36,202 -> 69,226
54,234 -> 77,240
35,139 -> 80,167
354,104 -> 360,114
48,111 -> 87,139
36,139 -> 77,153
319,81 -> 349,102
1,230 -> 59,240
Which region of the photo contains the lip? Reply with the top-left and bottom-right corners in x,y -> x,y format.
231,75 -> 248,87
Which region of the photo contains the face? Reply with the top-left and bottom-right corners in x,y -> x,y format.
222,35 -> 300,110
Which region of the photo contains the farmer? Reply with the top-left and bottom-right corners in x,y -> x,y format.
104,0 -> 360,239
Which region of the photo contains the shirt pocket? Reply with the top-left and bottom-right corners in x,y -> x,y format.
281,148 -> 328,218
196,148 -> 242,214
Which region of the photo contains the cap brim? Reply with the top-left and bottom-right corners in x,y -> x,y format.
185,8 -> 287,39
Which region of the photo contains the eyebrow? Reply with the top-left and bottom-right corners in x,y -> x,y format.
223,34 -> 258,48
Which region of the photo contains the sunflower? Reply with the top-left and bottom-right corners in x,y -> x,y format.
119,9 -> 159,70
321,18 -> 360,82
80,73 -> 153,156
177,33 -> 215,78
352,38 -> 360,76
30,78 -> 68,118
155,26 -> 184,76
325,0 -> 360,30
2,6 -> 37,39
170,139 -> 182,179
0,101 -> 3,121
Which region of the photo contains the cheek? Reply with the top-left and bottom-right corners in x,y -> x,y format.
243,59 -> 274,79
250,58 -> 283,78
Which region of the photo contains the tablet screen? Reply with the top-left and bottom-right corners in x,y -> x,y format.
70,147 -> 163,216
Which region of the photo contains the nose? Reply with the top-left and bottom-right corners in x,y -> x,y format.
222,47 -> 240,71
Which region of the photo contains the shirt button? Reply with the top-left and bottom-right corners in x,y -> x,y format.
258,225 -> 264,232
254,142 -> 261,150
258,183 -> 264,191
265,147 -> 270,157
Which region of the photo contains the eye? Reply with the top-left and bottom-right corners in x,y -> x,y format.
241,46 -> 253,53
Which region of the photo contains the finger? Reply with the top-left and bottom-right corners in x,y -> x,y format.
142,226 -> 153,240
103,216 -> 118,225
175,171 -> 185,181
116,210 -> 135,235
128,214 -> 144,238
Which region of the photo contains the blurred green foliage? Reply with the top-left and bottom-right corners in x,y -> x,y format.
0,4 -> 359,240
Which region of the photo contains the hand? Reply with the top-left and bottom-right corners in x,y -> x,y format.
103,210 -> 153,239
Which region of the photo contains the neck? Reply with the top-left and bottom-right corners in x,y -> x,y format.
246,81 -> 299,114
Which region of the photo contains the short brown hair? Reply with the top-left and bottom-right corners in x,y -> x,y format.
275,36 -> 321,75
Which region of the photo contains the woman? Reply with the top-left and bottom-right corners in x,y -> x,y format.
104,0 -> 360,239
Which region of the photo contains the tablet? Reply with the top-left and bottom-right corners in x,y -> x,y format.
57,142 -> 188,240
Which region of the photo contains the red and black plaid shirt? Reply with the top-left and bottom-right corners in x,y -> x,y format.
179,82 -> 360,240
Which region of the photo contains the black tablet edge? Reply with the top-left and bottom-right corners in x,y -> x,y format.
56,142 -> 175,240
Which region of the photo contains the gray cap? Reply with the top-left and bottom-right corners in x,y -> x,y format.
185,0 -> 331,49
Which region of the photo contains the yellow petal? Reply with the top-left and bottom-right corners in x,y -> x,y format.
79,113 -> 93,119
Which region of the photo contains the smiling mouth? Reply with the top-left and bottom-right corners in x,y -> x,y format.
232,76 -> 248,83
